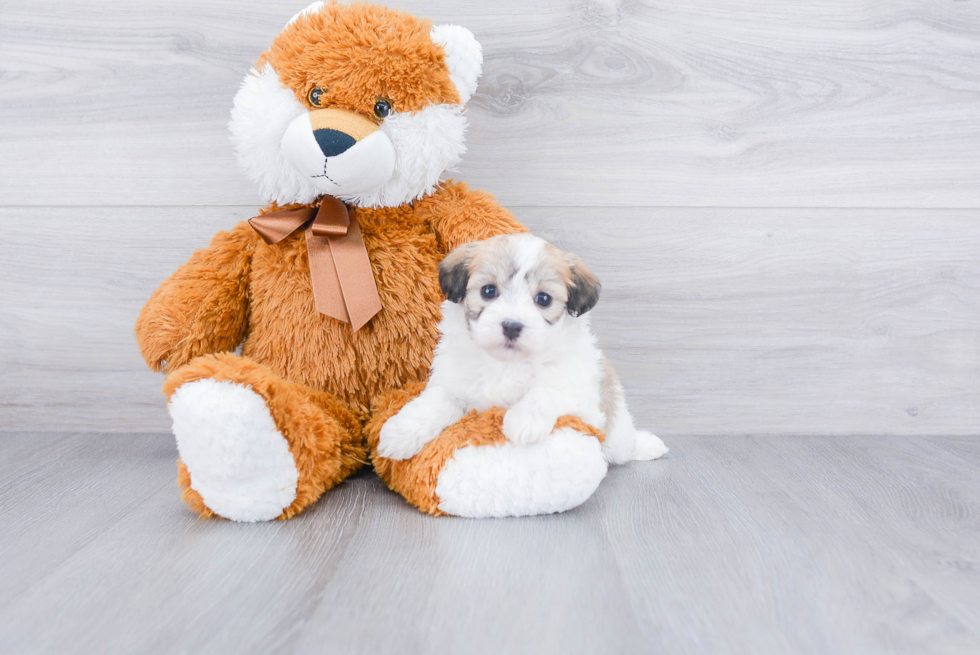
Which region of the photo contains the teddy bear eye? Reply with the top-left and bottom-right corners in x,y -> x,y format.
535,292 -> 552,308
308,86 -> 325,107
373,98 -> 393,120
481,285 -> 498,300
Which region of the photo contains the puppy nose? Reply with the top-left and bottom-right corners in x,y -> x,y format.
501,320 -> 523,341
314,128 -> 357,158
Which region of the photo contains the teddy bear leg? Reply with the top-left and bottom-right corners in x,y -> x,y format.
433,427 -> 608,518
367,386 -> 608,518
163,353 -> 366,522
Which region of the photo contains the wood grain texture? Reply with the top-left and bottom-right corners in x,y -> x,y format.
2,206 -> 977,435
0,432 -> 978,654
1,0 -> 978,207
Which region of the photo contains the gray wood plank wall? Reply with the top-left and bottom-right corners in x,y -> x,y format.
1,0 -> 978,434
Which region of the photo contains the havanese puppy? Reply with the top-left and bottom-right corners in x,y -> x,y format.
378,233 -> 668,464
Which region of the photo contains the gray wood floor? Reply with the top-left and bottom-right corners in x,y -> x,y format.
1,431 -> 978,654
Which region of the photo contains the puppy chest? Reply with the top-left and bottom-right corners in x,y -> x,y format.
461,364 -> 536,411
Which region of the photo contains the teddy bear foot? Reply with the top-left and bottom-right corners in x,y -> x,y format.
435,427 -> 608,518
169,379 -> 300,522
369,389 -> 608,518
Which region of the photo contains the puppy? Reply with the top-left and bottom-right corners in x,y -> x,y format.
378,233 -> 668,464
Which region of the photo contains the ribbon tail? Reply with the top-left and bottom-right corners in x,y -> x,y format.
328,217 -> 382,331
305,227 -> 350,323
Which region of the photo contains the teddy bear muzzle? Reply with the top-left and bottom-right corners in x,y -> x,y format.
280,106 -> 396,196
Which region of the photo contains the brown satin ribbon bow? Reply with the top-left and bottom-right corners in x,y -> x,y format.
248,196 -> 382,331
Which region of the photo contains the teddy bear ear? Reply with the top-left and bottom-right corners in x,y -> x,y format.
285,1 -> 325,28
430,24 -> 483,105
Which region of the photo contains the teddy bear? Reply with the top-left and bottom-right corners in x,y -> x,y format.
135,0 -> 610,521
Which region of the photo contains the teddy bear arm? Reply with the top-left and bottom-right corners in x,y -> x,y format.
135,223 -> 256,373
426,181 -> 528,252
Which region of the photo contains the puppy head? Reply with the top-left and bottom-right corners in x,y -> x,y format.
229,2 -> 483,209
439,234 -> 601,360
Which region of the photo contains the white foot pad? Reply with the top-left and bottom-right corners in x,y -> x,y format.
435,428 -> 608,518
169,379 -> 299,522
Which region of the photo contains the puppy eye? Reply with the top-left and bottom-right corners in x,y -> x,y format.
535,292 -> 552,308
481,285 -> 498,300
373,98 -> 393,120
308,86 -> 326,108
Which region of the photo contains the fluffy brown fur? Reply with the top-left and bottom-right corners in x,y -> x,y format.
137,182 -> 528,518
366,384 -> 605,515
135,227 -> 254,374
260,3 -> 460,116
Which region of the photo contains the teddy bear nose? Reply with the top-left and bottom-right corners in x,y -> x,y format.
314,128 -> 357,158
501,320 -> 523,341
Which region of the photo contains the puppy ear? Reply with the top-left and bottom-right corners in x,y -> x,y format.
566,254 -> 601,317
439,244 -> 475,303
430,25 -> 483,104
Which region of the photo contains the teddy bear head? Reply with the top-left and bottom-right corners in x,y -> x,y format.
230,1 -> 483,209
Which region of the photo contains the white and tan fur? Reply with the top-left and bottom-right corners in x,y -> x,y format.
378,233 -> 668,464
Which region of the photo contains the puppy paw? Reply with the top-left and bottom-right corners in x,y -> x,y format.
633,430 -> 669,460
502,405 -> 556,445
378,407 -> 443,461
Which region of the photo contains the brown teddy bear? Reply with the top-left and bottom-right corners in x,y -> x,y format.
135,1 -> 610,521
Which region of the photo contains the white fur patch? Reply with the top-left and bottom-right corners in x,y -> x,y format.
436,428 -> 608,518
168,379 -> 299,522
338,104 -> 467,208
280,114 -> 397,197
430,24 -> 483,105
229,62 -> 319,206
229,61 -> 469,208
632,430 -> 669,461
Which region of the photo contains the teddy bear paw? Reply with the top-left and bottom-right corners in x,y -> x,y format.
169,379 -> 299,522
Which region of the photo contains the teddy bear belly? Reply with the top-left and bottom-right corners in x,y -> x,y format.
241,229 -> 445,412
